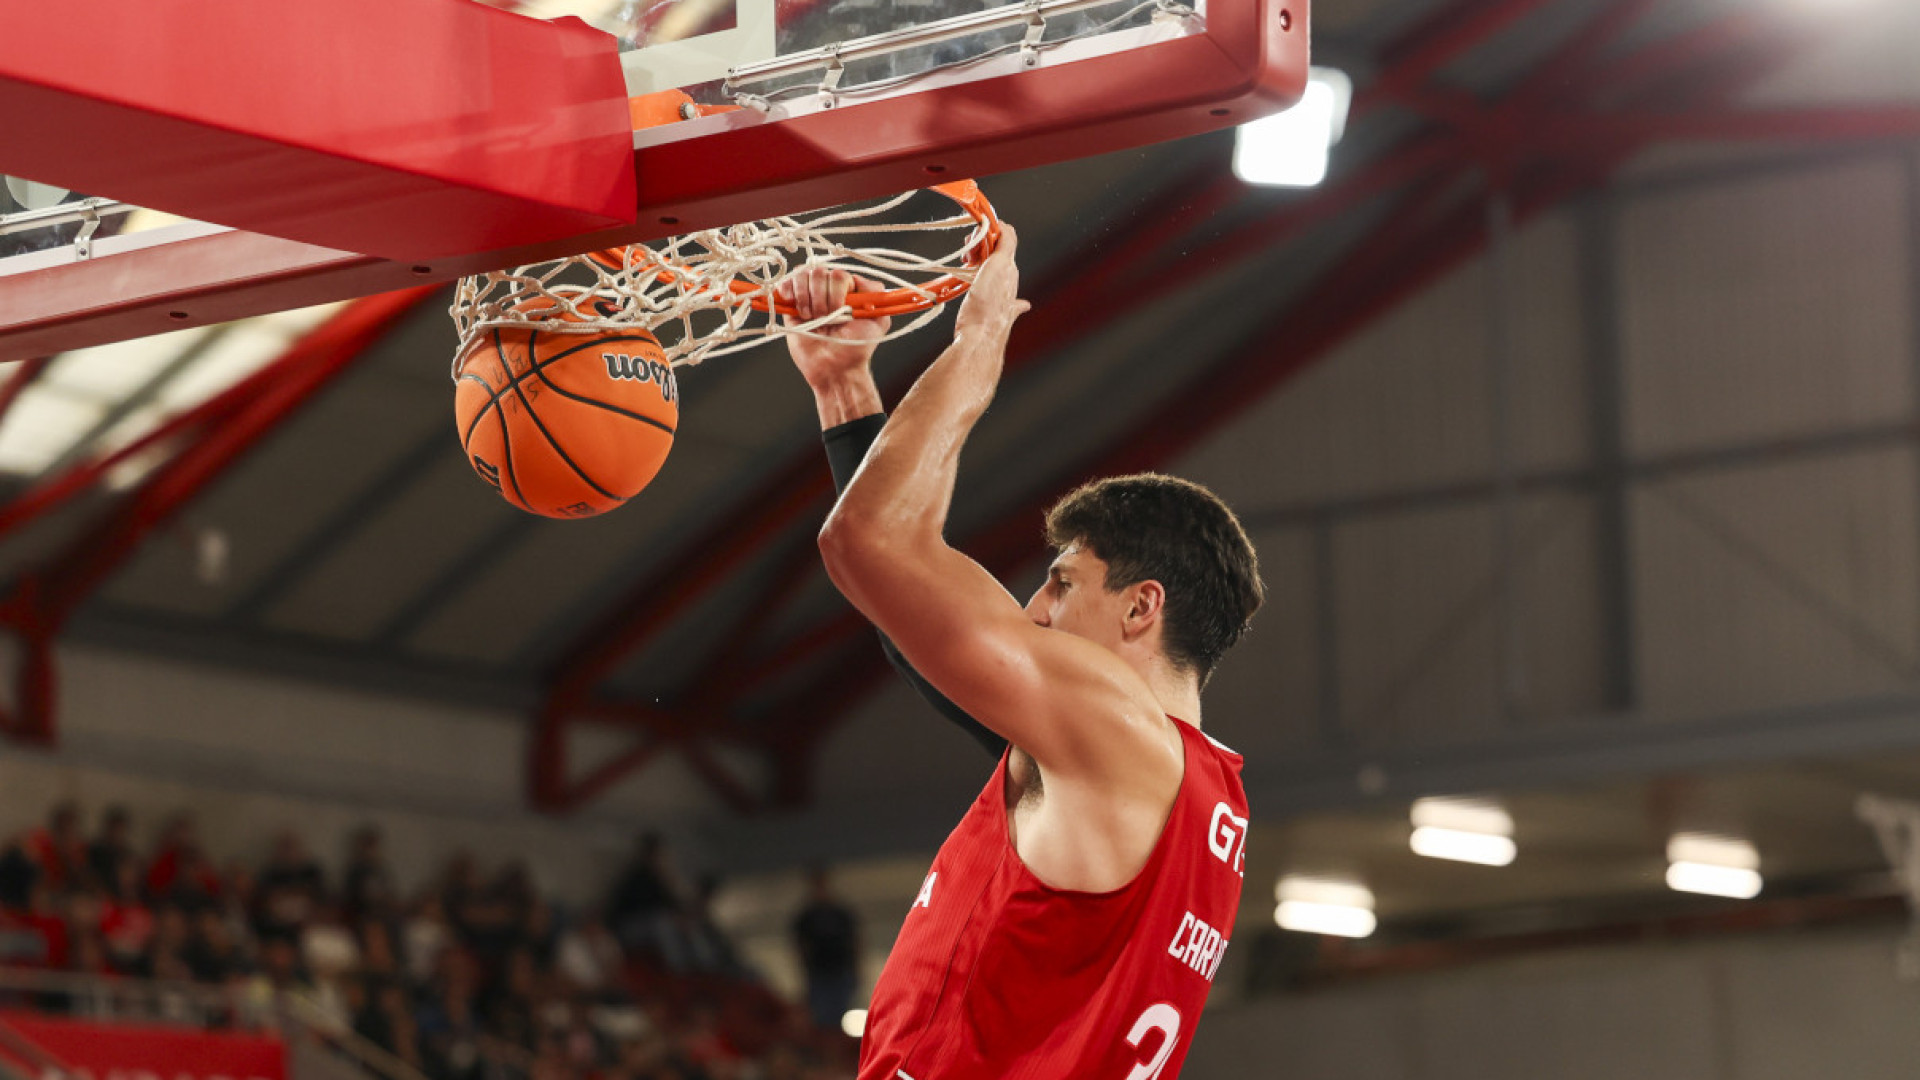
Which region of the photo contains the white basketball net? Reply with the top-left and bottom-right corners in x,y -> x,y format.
1857,793 -> 1920,979
448,189 -> 993,373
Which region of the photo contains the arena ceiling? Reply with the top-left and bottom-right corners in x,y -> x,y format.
3,0 -> 1920,824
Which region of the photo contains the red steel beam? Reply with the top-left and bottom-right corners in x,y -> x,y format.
0,332 -> 335,542
531,699 -> 762,813
543,736 -> 667,815
1355,0 -> 1557,113
30,292 -> 435,615
532,684 -> 740,811
0,288 -> 435,746
1510,0 -> 1662,103
1400,0 -> 1661,134
1566,10 -> 1778,117
0,358 -> 51,428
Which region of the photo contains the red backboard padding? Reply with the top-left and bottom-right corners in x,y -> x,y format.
0,0 -> 637,260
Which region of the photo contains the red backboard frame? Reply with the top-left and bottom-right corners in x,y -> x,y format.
0,0 -> 1309,363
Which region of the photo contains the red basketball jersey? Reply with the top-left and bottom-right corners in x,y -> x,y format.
858,717 -> 1249,1080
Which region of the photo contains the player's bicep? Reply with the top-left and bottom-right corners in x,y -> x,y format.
822,534 -> 1136,768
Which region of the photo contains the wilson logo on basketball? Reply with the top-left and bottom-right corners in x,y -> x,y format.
471,454 -> 502,491
603,352 -> 678,403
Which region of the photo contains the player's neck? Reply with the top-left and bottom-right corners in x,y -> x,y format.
1136,656 -> 1202,726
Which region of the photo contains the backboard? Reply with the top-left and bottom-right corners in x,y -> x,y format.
0,0 -> 1308,362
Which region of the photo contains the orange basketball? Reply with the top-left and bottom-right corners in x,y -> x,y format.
453,314 -> 677,519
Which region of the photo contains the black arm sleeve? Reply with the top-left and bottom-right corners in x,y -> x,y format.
823,414 -> 1008,758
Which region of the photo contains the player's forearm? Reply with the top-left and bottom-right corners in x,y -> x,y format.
823,327 -> 1005,544
821,414 -> 1008,759
805,367 -> 885,430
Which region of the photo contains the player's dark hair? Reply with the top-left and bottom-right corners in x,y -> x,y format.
1044,474 -> 1264,686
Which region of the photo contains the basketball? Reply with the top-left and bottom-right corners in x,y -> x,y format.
452,306 -> 678,519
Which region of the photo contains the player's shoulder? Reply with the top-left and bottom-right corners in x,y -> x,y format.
1186,726 -> 1244,768
1200,730 -> 1240,758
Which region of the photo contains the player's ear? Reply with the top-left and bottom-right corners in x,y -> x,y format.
1124,579 -> 1165,639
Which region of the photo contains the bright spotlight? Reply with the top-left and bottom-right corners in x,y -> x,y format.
1665,833 -> 1762,899
1233,67 -> 1353,188
1275,900 -> 1377,938
1411,826 -> 1517,867
1273,876 -> 1376,938
1666,862 -> 1763,899
1409,797 -> 1516,866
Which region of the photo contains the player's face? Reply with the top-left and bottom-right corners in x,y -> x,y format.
1025,544 -> 1130,649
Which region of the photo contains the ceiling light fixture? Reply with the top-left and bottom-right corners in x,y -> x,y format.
1233,67 -> 1352,188
1665,833 -> 1762,900
1409,797 -> 1516,866
1273,876 -> 1376,938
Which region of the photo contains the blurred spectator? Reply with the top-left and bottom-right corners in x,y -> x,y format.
64,885 -> 109,956
354,979 -> 422,1067
453,877 -> 520,968
87,806 -> 136,892
791,867 -> 859,1032
25,803 -> 87,891
359,919 -> 400,979
1,802 -> 802,1080
69,929 -> 113,977
556,908 -> 623,999
441,852 -> 483,934
343,826 -> 396,925
255,832 -> 326,943
481,946 -> 541,1049
416,964 -> 486,1080
680,1002 -> 742,1073
146,816 -> 221,910
405,895 -> 453,985
301,913 -> 361,984
256,937 -> 308,992
184,908 -> 247,983
142,905 -> 193,981
0,881 -> 59,968
684,875 -> 752,980
0,832 -> 38,909
99,867 -> 154,970
608,834 -> 689,970
20,882 -> 71,970
222,861 -> 260,946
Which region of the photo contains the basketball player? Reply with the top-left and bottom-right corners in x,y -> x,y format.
778,225 -> 1263,1080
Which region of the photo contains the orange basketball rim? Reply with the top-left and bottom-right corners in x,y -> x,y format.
589,180 -> 1003,321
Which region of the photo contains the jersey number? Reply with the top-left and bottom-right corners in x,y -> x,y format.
1123,1003 -> 1181,1080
